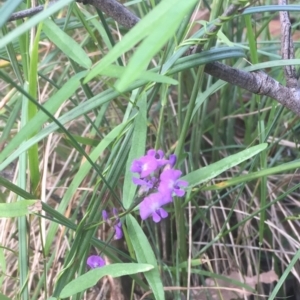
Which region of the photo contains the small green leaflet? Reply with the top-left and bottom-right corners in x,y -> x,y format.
181,143 -> 268,187
43,19 -> 92,69
59,263 -> 153,298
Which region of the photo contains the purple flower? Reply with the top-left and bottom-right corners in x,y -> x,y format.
158,169 -> 188,199
147,149 -> 168,167
130,154 -> 158,178
114,221 -> 123,240
139,193 -> 170,223
132,177 -> 158,193
102,210 -> 109,221
132,177 -> 155,188
132,176 -> 158,195
130,150 -> 189,223
87,255 -> 106,269
130,149 -> 168,178
168,154 -> 177,168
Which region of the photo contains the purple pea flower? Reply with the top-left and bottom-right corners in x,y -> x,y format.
131,150 -> 189,223
102,210 -> 109,221
158,169 -> 188,200
87,255 -> 106,269
132,176 -> 158,195
147,149 -> 168,167
139,193 -> 170,223
130,149 -> 169,178
130,154 -> 158,178
114,221 -> 123,240
132,177 -> 155,188
112,208 -> 123,240
167,154 -> 177,168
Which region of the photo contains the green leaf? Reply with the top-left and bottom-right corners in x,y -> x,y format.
126,215 -> 165,300
0,0 -> 74,49
268,248 -> 300,300
63,134 -> 100,147
115,0 -> 198,91
42,18 -> 92,69
123,93 -> 147,209
243,5 -> 300,15
0,0 -> 24,28
0,200 -> 38,218
206,158 -> 300,191
181,143 -> 268,188
0,176 -> 34,200
84,0 -> 198,89
59,263 -> 153,298
94,64 -> 178,85
27,11 -> 44,193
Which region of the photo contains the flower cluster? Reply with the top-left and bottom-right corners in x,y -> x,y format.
131,149 -> 188,223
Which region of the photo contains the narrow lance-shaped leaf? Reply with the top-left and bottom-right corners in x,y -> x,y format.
84,0 -> 198,88
115,0 -> 198,91
181,143 -> 268,187
42,18 -> 92,69
0,0 -> 74,49
59,263 -> 153,298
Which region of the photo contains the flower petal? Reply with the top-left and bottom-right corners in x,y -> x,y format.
159,169 -> 188,198
140,193 -> 171,222
102,210 -> 108,221
168,154 -> 177,168
87,255 -> 106,269
114,222 -> 123,240
152,210 -> 161,223
157,207 -> 168,219
160,169 -> 182,182
139,193 -> 163,220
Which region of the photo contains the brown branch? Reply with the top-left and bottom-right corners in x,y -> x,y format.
279,0 -> 298,88
190,1 -> 300,115
8,1 -> 58,21
204,62 -> 300,115
77,0 -> 139,29
9,0 -> 139,29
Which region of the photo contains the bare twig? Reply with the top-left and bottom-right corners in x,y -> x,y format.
77,0 -> 139,29
279,0 -> 298,88
9,0 -> 139,29
8,2 -> 55,21
204,62 -> 300,115
9,8 -> 41,21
